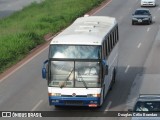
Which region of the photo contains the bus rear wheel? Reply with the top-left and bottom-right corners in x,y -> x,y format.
109,68 -> 116,90
54,105 -> 61,108
112,68 -> 116,83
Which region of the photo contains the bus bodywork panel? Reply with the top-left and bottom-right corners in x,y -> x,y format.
103,43 -> 119,96
48,87 -> 101,107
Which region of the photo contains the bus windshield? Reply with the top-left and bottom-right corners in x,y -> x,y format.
49,45 -> 101,59
49,61 -> 101,88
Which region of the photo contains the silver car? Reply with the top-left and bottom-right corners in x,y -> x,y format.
132,8 -> 152,25
141,0 -> 156,7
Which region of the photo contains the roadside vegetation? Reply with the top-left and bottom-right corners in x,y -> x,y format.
0,0 -> 105,73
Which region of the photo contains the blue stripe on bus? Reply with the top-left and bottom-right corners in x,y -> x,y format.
48,96 -> 101,106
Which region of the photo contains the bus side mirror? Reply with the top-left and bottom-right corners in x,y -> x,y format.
42,67 -> 47,79
42,60 -> 48,80
105,65 -> 108,75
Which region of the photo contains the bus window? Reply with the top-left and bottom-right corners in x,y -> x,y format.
105,39 -> 108,57
109,35 -> 111,51
112,34 -> 114,48
102,43 -> 106,59
50,45 -> 101,59
116,26 -> 119,42
75,61 -> 101,88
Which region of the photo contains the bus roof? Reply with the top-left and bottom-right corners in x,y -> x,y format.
50,16 -> 117,45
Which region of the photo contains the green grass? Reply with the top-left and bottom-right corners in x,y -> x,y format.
0,0 -> 105,73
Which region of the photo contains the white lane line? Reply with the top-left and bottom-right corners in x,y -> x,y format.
137,43 -> 142,48
147,28 -> 150,32
92,0 -> 112,15
125,65 -> 130,73
105,101 -> 112,111
31,100 -> 43,111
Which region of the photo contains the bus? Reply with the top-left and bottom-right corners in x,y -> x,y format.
42,16 -> 119,107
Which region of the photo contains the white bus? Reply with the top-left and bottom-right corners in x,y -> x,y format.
42,16 -> 119,107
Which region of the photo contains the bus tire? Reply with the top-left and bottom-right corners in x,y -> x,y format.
99,86 -> 105,107
109,68 -> 116,90
54,105 -> 60,108
112,68 -> 116,83
101,86 -> 105,107
103,86 -> 105,101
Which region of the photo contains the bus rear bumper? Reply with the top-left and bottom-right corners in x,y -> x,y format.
49,96 -> 101,107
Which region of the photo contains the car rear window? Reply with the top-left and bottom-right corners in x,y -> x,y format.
135,10 -> 149,15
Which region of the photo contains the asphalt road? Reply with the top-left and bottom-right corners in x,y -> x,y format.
0,0 -> 42,18
0,0 -> 160,119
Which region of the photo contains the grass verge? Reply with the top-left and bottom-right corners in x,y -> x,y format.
0,0 -> 105,73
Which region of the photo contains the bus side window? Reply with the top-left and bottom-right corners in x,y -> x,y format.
111,33 -> 114,50
109,34 -> 112,52
102,42 -> 106,59
115,29 -> 117,44
113,30 -> 116,46
111,32 -> 114,48
105,37 -> 108,57
107,37 -> 110,55
116,26 -> 119,42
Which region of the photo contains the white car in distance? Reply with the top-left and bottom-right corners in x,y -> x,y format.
141,0 -> 156,7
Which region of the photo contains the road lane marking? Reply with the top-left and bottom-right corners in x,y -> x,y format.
105,101 -> 112,111
125,65 -> 130,73
147,28 -> 150,32
137,43 -> 141,48
92,0 -> 112,15
31,100 -> 43,111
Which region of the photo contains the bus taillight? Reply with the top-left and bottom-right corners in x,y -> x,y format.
88,104 -> 98,107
